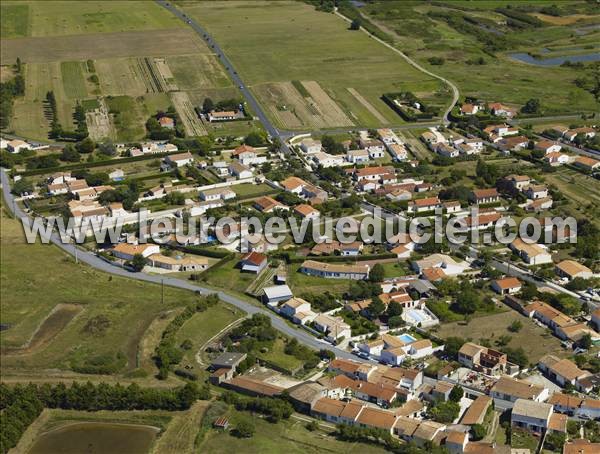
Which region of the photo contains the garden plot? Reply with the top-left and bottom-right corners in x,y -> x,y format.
170,91 -> 207,136
85,98 -> 115,141
154,57 -> 178,92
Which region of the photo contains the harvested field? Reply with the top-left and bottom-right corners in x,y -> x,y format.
138,309 -> 182,374
2,304 -> 83,356
134,57 -> 168,93
255,81 -> 353,130
151,401 -> 209,454
95,57 -> 148,97
347,87 -> 389,124
1,29 -> 210,64
85,98 -> 115,141
170,91 -> 207,136
302,81 -> 353,127
167,54 -> 231,90
154,58 -> 178,92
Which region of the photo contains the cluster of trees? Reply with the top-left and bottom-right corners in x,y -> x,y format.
284,338 -> 321,370
574,219 -> 600,260
225,314 -> 278,353
146,107 -> 184,140
427,11 -> 514,52
520,98 -> 541,114
302,292 -> 339,312
428,390 -> 462,423
0,381 -> 207,453
201,97 -> 242,114
495,7 -> 544,29
46,91 -> 89,141
0,58 -> 25,129
221,391 -> 293,423
98,181 -> 140,211
154,294 -> 219,379
25,154 -> 60,170
321,135 -> 346,155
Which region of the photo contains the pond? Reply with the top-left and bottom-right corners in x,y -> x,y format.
28,422 -> 159,454
509,51 -> 600,66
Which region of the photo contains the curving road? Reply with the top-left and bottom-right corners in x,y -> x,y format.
334,10 -> 460,125
0,168 -> 360,361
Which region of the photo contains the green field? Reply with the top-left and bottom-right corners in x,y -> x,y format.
175,305 -> 243,366
60,61 -> 88,99
0,198 -> 229,378
1,0 -> 184,38
357,0 -> 600,114
180,0 -> 446,129
287,263 -> 352,296
0,3 -> 29,38
199,409 -> 387,454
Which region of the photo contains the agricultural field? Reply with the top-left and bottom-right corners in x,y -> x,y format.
0,1 -> 260,141
179,0 -> 447,130
357,0 -> 600,114
0,198 -> 233,379
0,0 -> 184,39
434,310 -> 567,363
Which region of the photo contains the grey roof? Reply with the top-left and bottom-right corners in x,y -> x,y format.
263,285 -> 293,300
211,352 -> 247,369
511,399 -> 552,421
409,279 -> 436,294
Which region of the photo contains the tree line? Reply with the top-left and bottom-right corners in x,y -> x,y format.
0,58 -> 25,129
0,381 -> 208,453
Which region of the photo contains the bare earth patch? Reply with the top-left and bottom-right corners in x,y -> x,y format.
170,91 -> 207,136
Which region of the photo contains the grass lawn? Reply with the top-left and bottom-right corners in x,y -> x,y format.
180,0 -> 445,129
256,338 -> 304,374
379,261 -> 410,278
287,263 -> 352,296
201,256 -> 256,294
434,309 -> 567,363
105,95 -> 146,141
175,304 -> 244,366
0,197 -> 225,376
199,409 -> 388,454
233,183 -> 278,199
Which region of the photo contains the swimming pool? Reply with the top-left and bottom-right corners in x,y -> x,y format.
398,333 -> 417,343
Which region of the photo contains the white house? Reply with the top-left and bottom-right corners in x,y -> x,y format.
228,161 -> 253,179
511,399 -> 553,434
300,138 -> 322,154
346,149 -> 370,164
6,139 -> 31,153
164,152 -> 194,168
312,152 -> 344,168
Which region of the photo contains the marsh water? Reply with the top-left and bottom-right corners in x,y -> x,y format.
28,422 -> 159,454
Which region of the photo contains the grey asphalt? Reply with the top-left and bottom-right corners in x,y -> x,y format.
0,168 -> 359,361
155,0 -> 292,151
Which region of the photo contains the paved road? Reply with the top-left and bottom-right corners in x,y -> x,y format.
155,0 -> 291,152
0,168 -> 360,361
334,10 -> 459,125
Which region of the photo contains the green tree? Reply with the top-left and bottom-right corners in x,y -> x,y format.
234,417 -> 255,438
350,18 -> 361,30
449,385 -> 463,403
471,423 -> 487,441
60,144 -> 80,162
508,320 -> 522,333
580,333 -> 593,350
387,301 -> 403,317
202,97 -> 214,113
131,254 -> 147,272
369,263 -> 385,283
368,296 -> 386,318
521,98 -> 541,114
76,137 -> 96,153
